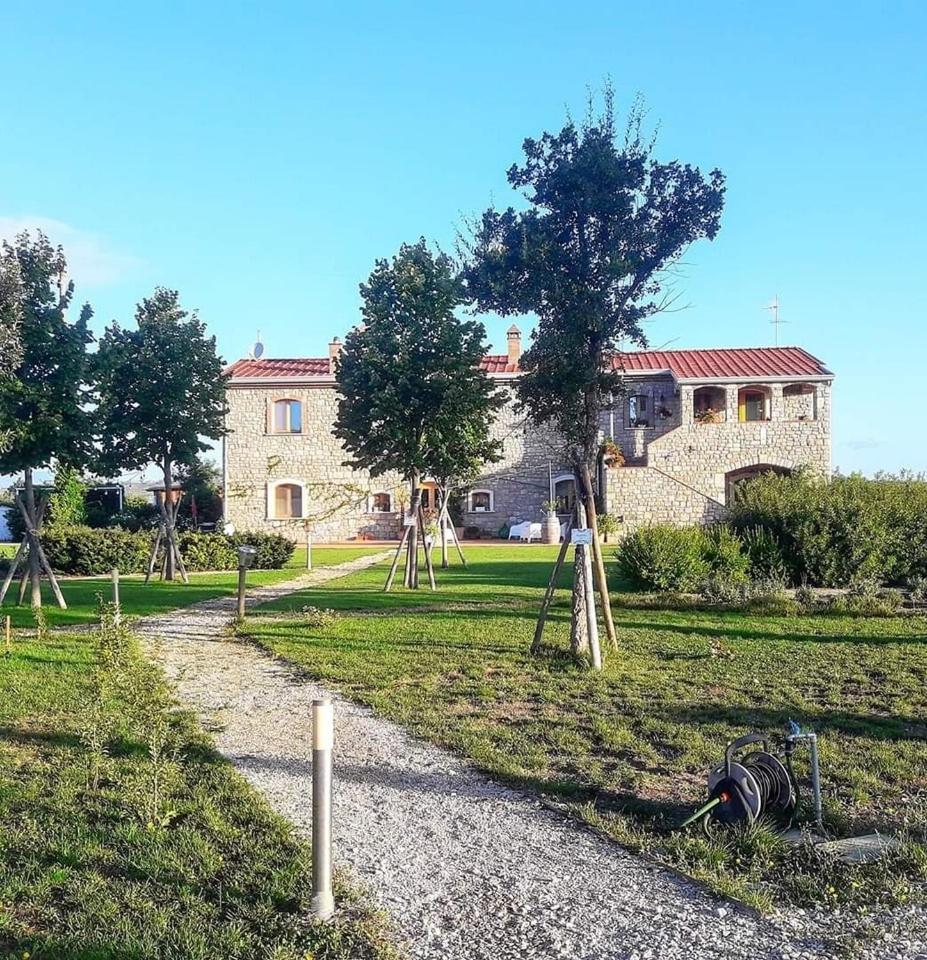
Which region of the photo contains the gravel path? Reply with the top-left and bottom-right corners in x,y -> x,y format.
136,555 -> 927,960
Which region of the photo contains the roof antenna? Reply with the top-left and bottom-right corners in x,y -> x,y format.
248,330 -> 265,361
763,295 -> 787,346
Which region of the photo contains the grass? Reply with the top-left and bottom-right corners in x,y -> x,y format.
239,545 -> 927,912
0,545 -> 386,629
0,607 -> 400,959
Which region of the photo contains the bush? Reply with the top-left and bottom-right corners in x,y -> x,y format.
702,525 -> 750,584
229,531 -> 295,569
727,469 -> 927,587
615,525 -> 709,592
36,527 -> 294,575
42,526 -> 152,576
737,525 -> 789,583
107,496 -> 159,532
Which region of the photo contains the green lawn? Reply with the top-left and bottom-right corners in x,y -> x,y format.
0,613 -> 399,959
241,545 -> 927,911
0,545 -> 386,629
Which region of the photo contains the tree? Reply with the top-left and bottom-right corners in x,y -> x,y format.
335,239 -> 504,589
96,288 -> 229,580
0,248 -> 24,379
463,88 -> 726,665
175,455 -> 224,531
0,231 -> 94,608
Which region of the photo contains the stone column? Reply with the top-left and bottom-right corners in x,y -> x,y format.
680,385 -> 694,426
724,384 -> 739,423
770,384 -> 784,421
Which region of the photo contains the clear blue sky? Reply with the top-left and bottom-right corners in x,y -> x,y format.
4,1 -> 926,475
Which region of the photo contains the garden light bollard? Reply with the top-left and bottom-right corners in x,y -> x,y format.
235,545 -> 258,619
111,568 -> 120,623
311,698 -> 335,920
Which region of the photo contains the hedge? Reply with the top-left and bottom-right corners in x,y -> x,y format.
26,527 -> 294,576
727,470 -> 927,587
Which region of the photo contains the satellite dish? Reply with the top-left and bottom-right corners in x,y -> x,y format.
249,329 -> 265,360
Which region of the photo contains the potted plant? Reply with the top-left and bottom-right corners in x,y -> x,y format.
600,438 -> 625,468
540,499 -> 561,544
695,407 -> 722,424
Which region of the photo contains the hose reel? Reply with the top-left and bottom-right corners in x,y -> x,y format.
680,730 -> 819,832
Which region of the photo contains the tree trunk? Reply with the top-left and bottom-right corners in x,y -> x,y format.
569,498 -> 589,656
439,487 -> 449,569
23,469 -> 42,608
405,473 -> 421,589
579,462 -> 618,650
569,497 -> 602,669
163,457 -> 175,581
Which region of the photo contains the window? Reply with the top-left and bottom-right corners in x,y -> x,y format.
273,483 -> 303,518
738,387 -> 771,422
273,399 -> 303,434
468,489 -> 493,513
554,477 -> 576,515
370,492 -> 392,513
420,488 -> 431,509
628,394 -> 651,427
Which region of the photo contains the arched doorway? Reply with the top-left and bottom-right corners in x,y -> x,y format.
725,464 -> 791,505
553,475 -> 576,516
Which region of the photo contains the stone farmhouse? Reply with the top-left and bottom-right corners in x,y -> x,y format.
222,327 -> 833,541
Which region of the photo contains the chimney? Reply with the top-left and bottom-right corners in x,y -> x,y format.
506,324 -> 522,367
328,337 -> 342,374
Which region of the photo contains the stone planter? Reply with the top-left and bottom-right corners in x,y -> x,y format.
542,512 -> 561,544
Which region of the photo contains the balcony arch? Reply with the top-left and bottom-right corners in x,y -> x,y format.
692,385 -> 727,423
737,385 -> 772,422
783,383 -> 818,421
725,464 -> 791,505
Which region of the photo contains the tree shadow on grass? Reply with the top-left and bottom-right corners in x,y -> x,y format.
663,702 -> 927,743
0,725 -> 82,750
616,617 -> 927,647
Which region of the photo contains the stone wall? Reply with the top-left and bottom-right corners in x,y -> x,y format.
224,375 -> 832,541
605,466 -> 726,529
225,384 -> 407,541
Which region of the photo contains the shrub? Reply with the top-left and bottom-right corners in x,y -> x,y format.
702,525 -> 750,583
42,526 -> 152,576
107,495 -> 159,532
615,525 -> 709,592
597,512 -> 621,543
737,525 -> 788,583
37,527 -> 293,575
229,531 -> 294,569
727,470 -> 927,587
178,531 -> 236,571
299,605 -> 337,629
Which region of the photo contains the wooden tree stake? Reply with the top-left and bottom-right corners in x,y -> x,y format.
530,518 -> 573,654
418,504 -> 437,591
384,523 -> 412,592
580,463 -> 617,649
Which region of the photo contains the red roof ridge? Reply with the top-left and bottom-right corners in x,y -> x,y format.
226,345 -> 832,382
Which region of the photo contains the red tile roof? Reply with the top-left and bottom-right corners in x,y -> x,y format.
226,346 -> 831,382
225,357 -> 332,378
226,355 -> 520,378
480,354 -> 518,374
613,346 -> 831,380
